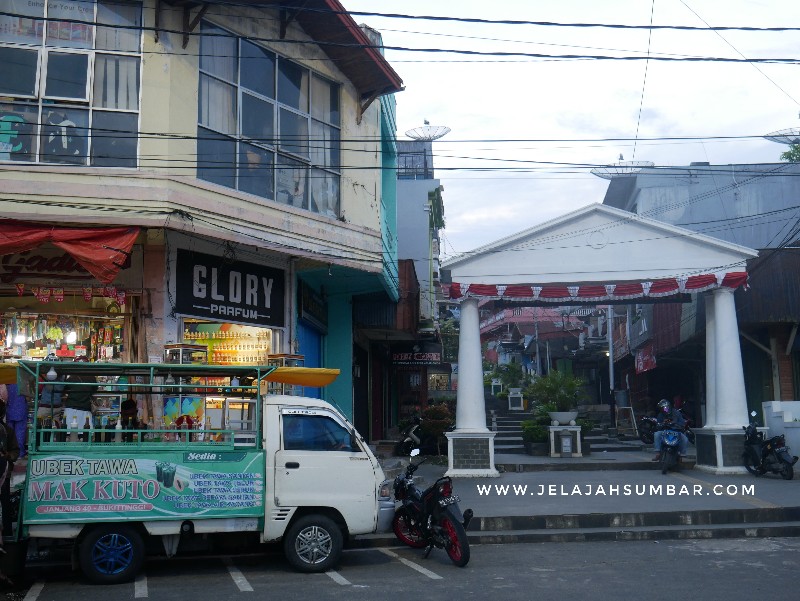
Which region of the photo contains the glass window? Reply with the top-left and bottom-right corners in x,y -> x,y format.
238,143 -> 273,198
310,168 -> 339,218
199,74 -> 236,135
279,108 -> 308,158
0,0 -> 45,44
276,155 -> 307,208
241,93 -> 273,144
311,74 -> 338,123
277,58 -> 308,112
46,0 -> 94,49
40,106 -> 89,164
96,1 -> 141,52
45,51 -> 89,99
0,101 -> 38,161
197,127 -> 236,189
93,54 -> 139,110
310,120 -> 339,169
91,110 -> 137,167
0,47 -> 38,96
240,40 -> 274,98
199,21 -> 237,82
283,414 -> 355,452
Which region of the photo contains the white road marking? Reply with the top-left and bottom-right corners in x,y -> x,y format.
134,573 -> 148,598
378,548 -> 443,580
223,557 -> 254,592
23,581 -> 45,601
325,570 -> 351,585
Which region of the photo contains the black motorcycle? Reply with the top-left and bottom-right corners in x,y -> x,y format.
657,423 -> 684,474
392,450 -> 473,567
639,410 -> 695,445
742,412 -> 798,480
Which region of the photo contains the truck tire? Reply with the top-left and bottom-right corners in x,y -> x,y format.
78,524 -> 145,584
283,514 -> 343,573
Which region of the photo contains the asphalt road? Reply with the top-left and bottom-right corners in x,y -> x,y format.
4,538 -> 799,601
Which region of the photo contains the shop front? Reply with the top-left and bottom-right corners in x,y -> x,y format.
0,225 -> 143,364
391,341 -> 445,421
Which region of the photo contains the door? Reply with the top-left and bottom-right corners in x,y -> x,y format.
274,409 -> 377,531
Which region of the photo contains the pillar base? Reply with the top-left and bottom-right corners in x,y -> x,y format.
445,430 -> 500,478
693,427 -> 748,474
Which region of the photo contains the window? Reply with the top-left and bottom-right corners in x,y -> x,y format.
282,414 -> 356,452
0,0 -> 142,166
198,21 -> 341,217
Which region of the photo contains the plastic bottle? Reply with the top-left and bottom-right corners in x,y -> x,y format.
69,416 -> 79,443
115,417 -> 123,443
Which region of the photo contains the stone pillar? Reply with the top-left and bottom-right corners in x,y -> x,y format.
446,297 -> 499,477
704,297 -> 716,427
695,287 -> 748,474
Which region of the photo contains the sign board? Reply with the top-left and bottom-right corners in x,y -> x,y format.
23,450 -> 264,523
175,249 -> 285,327
391,342 -> 443,366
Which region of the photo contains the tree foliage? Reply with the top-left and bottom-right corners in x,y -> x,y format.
780,144 -> 800,162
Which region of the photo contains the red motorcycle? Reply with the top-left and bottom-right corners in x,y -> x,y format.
392,450 -> 473,567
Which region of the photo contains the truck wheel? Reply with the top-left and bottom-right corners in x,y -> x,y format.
78,524 -> 144,584
284,515 -> 343,573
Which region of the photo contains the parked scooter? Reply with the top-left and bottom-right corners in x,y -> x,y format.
395,415 -> 422,456
392,449 -> 473,567
657,423 -> 684,474
742,411 -> 798,480
639,409 -> 695,445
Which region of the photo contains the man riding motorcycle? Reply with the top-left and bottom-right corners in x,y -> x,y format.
651,399 -> 689,462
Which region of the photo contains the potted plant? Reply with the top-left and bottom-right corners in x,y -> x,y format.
524,370 -> 587,425
520,420 -> 549,455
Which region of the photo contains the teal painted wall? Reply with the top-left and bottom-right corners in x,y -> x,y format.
324,293 -> 353,419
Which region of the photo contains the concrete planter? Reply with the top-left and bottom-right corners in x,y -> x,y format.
548,411 -> 579,426
524,442 -> 549,456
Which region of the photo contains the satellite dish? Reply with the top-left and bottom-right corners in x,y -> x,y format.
591,160 -> 654,180
405,123 -> 451,141
763,128 -> 800,145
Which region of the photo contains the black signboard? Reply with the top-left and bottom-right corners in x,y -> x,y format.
391,342 -> 443,366
175,249 -> 285,327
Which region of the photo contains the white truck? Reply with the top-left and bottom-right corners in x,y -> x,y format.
12,361 -> 394,583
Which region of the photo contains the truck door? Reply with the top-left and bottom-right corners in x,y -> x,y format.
274,409 -> 377,529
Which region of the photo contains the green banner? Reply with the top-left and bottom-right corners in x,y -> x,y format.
23,450 -> 265,523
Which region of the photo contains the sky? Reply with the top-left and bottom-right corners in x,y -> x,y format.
342,0 -> 800,261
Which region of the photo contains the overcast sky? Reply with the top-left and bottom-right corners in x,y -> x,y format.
343,0 -> 800,260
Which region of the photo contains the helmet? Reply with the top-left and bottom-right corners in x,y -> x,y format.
657,399 -> 671,413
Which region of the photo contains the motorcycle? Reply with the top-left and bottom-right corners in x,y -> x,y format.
395,415 -> 422,456
657,423 -> 684,474
392,449 -> 473,567
742,411 -> 798,480
639,409 -> 695,445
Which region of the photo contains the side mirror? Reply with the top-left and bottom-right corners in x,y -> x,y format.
750,410 -> 757,418
410,448 -> 420,457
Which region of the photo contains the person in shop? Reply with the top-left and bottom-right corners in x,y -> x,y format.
0,398 -> 20,543
120,395 -> 139,443
63,356 -> 98,439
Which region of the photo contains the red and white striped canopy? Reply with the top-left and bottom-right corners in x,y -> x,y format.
447,272 -> 748,302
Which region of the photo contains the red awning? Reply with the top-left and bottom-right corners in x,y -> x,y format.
448,272 -> 749,303
0,221 -> 139,284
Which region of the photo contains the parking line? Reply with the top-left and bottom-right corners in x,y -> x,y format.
378,548 -> 443,580
223,557 -> 254,592
23,581 -> 44,601
134,573 -> 148,598
325,570 -> 351,585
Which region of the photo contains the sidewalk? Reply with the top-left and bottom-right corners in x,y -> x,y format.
366,452 -> 800,546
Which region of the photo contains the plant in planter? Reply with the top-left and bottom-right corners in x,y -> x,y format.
520,420 -> 549,455
524,370 -> 587,425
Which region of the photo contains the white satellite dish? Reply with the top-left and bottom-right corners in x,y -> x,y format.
405,122 -> 451,141
763,128 -> 800,145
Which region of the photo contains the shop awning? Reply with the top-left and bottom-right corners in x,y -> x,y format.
266,367 -> 340,387
0,221 -> 139,284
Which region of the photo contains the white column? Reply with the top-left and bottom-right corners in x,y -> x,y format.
713,287 -> 748,426
704,296 -> 716,427
454,297 -> 489,432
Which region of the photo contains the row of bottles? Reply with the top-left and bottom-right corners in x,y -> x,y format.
184,329 -> 269,340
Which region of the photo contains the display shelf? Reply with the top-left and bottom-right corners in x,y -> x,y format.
164,344 -> 208,365
266,354 -> 304,396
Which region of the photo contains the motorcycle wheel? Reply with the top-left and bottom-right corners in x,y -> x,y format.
392,509 -> 427,549
742,451 -> 762,476
638,421 -> 655,445
440,514 -> 470,567
780,463 -> 794,480
660,450 -> 677,475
